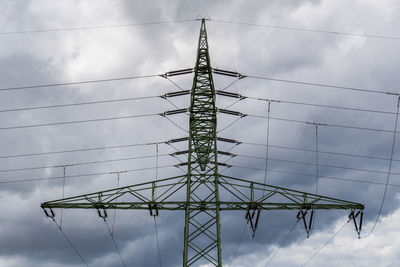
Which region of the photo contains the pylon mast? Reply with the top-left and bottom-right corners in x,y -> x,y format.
184,19 -> 222,266
41,19 -> 364,267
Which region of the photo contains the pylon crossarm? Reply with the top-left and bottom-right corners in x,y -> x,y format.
219,175 -> 364,208
219,174 -> 364,237
41,175 -> 187,213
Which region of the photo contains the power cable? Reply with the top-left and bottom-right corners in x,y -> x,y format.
153,143 -> 163,267
222,97 -> 243,110
229,221 -> 248,266
161,114 -> 189,133
301,220 -> 349,266
217,116 -> 243,133
1,110 -> 392,134
0,19 -> 196,35
241,141 -> 400,163
247,113 -> 398,134
0,140 -> 161,159
104,219 -> 126,267
0,74 -> 159,92
219,78 -> 241,92
50,217 -> 89,266
0,164 -> 178,184
0,113 -> 158,131
361,97 -> 400,238
0,95 -> 159,113
111,171 -> 125,235
235,154 -> 400,176
0,153 -> 170,173
58,165 -> 71,228
246,95 -> 396,115
265,220 -> 298,267
210,19 -> 400,41
263,101 -> 271,187
164,76 -> 187,91
154,217 -> 163,267
228,164 -> 400,188
246,75 -> 399,96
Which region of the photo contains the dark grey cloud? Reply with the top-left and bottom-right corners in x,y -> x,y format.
0,0 -> 399,266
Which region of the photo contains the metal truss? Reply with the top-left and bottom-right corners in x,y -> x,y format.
42,18 -> 364,267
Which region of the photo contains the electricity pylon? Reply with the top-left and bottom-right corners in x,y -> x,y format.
41,19 -> 364,267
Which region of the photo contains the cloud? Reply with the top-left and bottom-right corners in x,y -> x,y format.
231,195 -> 400,267
0,0 -> 399,266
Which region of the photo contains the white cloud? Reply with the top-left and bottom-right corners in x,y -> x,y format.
231,196 -> 400,267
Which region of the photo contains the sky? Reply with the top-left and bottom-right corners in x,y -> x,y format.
1,0 -> 400,266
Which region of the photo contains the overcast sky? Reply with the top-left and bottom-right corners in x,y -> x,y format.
1,0 -> 400,266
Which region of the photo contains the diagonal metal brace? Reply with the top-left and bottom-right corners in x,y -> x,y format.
348,209 -> 363,238
297,208 -> 314,238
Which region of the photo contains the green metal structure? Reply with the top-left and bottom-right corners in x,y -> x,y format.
42,19 -> 364,266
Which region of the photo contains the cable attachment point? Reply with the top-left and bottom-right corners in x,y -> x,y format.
195,16 -> 211,21
96,205 -> 108,219
149,204 -> 159,217
348,209 -> 363,239
297,208 -> 314,238
245,204 -> 261,239
43,207 -> 55,218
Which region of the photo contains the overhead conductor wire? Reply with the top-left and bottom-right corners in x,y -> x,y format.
229,222 -> 248,266
210,19 -> 400,41
104,219 -> 127,267
0,74 -> 159,92
51,217 -> 89,266
0,19 -> 196,35
154,142 -> 163,267
362,96 -> 400,238
301,220 -> 349,266
111,171 -> 126,235
58,165 -> 72,228
0,165 -> 179,184
265,220 -> 299,267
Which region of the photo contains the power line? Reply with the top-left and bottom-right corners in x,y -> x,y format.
0,136 -> 395,167
362,97 -> 400,238
246,75 -> 399,96
236,154 -> 400,176
229,221 -> 248,266
228,164 -> 400,188
241,141 -> 400,163
0,153 -> 171,173
51,218 -> 89,266
265,220 -> 298,266
301,221 -> 349,266
154,217 -> 163,267
104,219 -> 126,267
246,113 -> 398,134
0,95 -> 159,113
0,19 -> 196,35
0,113 -> 158,131
210,19 -> 400,41
0,165 -> 178,184
0,74 -> 159,92
245,95 -> 396,115
5,88 -> 392,116
0,140 -> 161,159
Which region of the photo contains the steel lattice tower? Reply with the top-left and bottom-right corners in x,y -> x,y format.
42,19 -> 364,267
